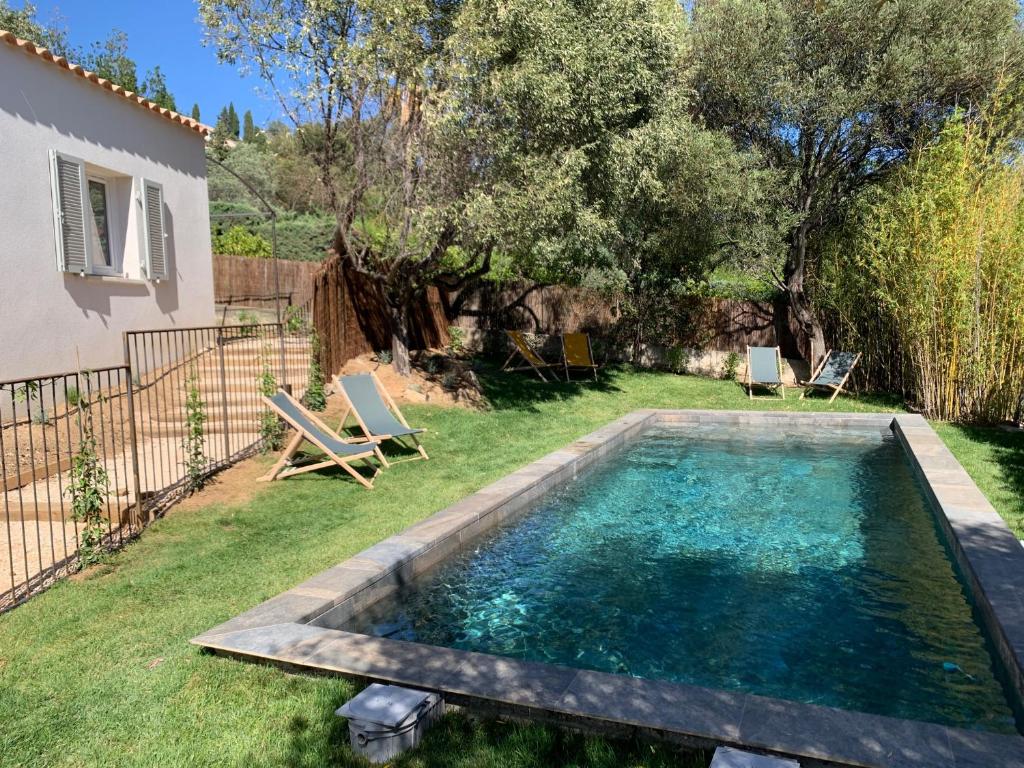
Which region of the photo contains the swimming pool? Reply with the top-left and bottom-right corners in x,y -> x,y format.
195,411 -> 1024,767
333,424 -> 1017,733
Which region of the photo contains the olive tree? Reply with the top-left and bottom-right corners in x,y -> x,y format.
692,0 -> 1023,362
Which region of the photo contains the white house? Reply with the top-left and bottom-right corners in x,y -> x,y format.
0,31 -> 216,380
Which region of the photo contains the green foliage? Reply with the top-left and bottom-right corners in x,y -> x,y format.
181,366 -> 208,494
65,385 -> 81,408
447,326 -> 465,355
283,305 -> 307,334
255,214 -> 334,261
722,352 -> 741,382
83,30 -> 139,92
0,1 -> 72,54
140,65 -> 176,111
817,102 -> 1024,422
191,103 -> 201,122
666,346 -> 691,375
211,225 -> 272,258
375,349 -> 394,365
302,332 -> 327,412
242,110 -> 258,142
66,388 -> 109,567
692,0 -> 1024,350
257,348 -> 284,450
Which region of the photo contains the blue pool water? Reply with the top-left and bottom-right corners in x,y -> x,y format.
340,425 -> 1018,733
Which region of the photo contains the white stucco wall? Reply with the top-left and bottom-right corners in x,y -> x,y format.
0,44 -> 215,380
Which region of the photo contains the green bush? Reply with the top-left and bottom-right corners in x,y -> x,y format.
254,213 -> 335,261
212,225 -> 272,258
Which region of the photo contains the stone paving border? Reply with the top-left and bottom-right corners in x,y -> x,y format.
193,410 -> 1024,767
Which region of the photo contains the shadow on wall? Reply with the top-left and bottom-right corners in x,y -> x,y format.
0,51 -> 206,178
63,273 -> 148,324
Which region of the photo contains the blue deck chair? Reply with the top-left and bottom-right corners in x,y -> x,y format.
746,345 -> 785,399
258,390 -> 380,487
334,372 -> 428,467
800,350 -> 862,403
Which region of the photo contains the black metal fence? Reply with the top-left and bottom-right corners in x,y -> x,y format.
1,322 -> 312,612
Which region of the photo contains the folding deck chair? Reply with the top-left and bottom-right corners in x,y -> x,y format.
561,333 -> 599,381
746,345 -> 785,399
800,350 -> 862,403
333,372 -> 428,467
258,390 -> 380,487
502,330 -> 558,381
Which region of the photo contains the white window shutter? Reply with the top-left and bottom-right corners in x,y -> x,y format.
142,180 -> 168,281
49,150 -> 90,273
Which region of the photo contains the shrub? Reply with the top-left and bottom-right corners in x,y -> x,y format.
721,351 -> 741,381
66,388 -> 109,566
303,332 -> 327,412
257,347 -> 285,450
181,365 -> 208,494
212,225 -> 272,258
817,105 -> 1024,422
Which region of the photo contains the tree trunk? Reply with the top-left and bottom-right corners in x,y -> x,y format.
389,302 -> 413,377
784,225 -> 826,366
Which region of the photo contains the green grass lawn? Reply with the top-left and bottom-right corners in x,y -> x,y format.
0,367 -> 1018,767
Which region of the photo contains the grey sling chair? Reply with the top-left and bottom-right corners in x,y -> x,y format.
746,345 -> 785,399
334,372 -> 429,467
258,390 -> 381,488
800,350 -> 862,403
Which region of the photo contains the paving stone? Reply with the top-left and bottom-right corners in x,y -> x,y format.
709,747 -> 798,768
557,670 -> 745,742
193,592 -> 330,641
446,651 -> 579,709
738,695 -> 954,768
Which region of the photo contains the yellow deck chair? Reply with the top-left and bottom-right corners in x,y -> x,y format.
562,333 -> 599,381
502,331 -> 558,381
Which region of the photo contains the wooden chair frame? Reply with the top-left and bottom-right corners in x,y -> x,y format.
334,371 -> 429,468
257,390 -> 380,487
562,333 -> 599,381
501,330 -> 558,382
746,345 -> 785,399
800,350 -> 862,403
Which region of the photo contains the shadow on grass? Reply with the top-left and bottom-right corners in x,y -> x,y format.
940,424 -> 1024,525
291,703 -> 710,768
476,361 -> 624,413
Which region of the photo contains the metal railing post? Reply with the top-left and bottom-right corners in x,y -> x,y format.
217,330 -> 231,463
122,334 -> 146,528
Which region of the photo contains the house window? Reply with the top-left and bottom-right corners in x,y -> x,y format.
48,150 -> 169,281
87,178 -> 115,273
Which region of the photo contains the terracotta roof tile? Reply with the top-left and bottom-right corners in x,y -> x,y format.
0,29 -> 212,137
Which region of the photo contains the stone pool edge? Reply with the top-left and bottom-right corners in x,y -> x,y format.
192,410 -> 1024,768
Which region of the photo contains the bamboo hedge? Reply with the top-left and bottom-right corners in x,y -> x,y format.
817,106 -> 1024,423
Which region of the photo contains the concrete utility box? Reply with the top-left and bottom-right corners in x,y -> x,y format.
335,684 -> 444,764
710,746 -> 801,768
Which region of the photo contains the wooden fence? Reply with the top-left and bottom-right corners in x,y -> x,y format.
312,255 -> 450,375
213,254 -> 322,310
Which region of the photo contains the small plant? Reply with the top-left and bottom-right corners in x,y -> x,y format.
423,354 -> 444,375
447,325 -> 465,356
257,347 -> 284,450
181,365 -> 208,494
722,351 -> 741,381
237,310 -> 260,337
31,406 -> 50,426
66,387 -> 109,566
284,305 -> 307,334
441,371 -> 460,391
665,346 -> 690,375
13,381 -> 38,404
376,349 -> 393,365
66,385 -> 81,408
303,331 -> 327,412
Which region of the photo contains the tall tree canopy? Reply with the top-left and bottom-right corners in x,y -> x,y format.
200,0 -> 764,373
691,0 -> 1024,362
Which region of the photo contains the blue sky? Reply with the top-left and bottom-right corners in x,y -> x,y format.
18,0 -> 278,126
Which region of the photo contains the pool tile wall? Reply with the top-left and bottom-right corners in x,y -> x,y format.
194,411 -> 1024,767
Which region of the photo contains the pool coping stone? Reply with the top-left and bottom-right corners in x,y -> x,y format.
193,410 -> 1024,767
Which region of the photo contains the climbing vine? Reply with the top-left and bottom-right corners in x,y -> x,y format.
182,365 -> 208,493
303,330 -> 327,412
66,380 -> 109,566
